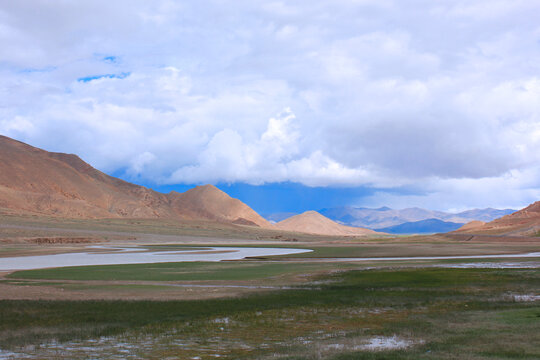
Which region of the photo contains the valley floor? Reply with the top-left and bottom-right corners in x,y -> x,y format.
0,215 -> 538,359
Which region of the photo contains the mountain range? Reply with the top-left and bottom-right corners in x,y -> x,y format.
0,135 -> 379,237
1,135 -> 538,237
378,219 -> 465,234
316,206 -> 516,232
455,201 -> 540,236
275,211 -> 379,236
263,206 -> 516,235
0,135 -> 272,228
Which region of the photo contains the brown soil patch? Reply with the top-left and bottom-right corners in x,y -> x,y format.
0,280 -> 268,301
3,237 -> 103,244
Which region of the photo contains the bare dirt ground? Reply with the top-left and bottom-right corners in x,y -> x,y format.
0,279 -> 267,300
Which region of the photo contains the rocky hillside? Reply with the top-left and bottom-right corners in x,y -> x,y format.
456,201 -> 540,236
0,135 -> 270,228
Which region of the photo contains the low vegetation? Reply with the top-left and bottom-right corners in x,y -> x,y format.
1,267 -> 539,359
8,261 -> 333,282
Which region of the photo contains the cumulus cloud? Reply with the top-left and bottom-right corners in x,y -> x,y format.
1,0 -> 540,209
168,108 -> 368,186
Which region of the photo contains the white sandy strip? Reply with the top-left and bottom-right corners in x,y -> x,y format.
313,252 -> 540,262
0,247 -> 312,271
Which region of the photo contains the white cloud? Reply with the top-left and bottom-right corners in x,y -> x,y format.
1,0 -> 540,210
167,108 -> 367,186
361,166 -> 540,212
127,152 -> 157,178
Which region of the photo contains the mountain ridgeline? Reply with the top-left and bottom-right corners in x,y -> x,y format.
316,206 -> 516,232
454,201 -> 540,236
1,135 -> 536,237
275,211 -> 379,236
378,219 -> 464,235
0,135 -> 381,237
0,135 -> 272,228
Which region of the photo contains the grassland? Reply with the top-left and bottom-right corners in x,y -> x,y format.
1,267 -> 539,359
1,214 -> 539,358
7,261 -> 339,282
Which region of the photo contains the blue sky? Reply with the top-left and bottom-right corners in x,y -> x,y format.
150,182 -> 385,215
1,1 -> 540,212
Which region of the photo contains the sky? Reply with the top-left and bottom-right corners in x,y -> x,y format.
1,0 -> 540,214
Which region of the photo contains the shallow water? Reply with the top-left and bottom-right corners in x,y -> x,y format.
360,336 -> 419,350
0,246 -> 312,271
322,335 -> 419,353
0,333 -> 421,359
439,261 -> 540,269
2,246 -> 539,271
314,252 -> 540,262
508,294 -> 540,302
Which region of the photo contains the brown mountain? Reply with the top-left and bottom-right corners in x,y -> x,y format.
454,220 -> 486,232
456,201 -> 540,236
0,135 -> 271,227
168,185 -> 272,228
275,211 -> 381,236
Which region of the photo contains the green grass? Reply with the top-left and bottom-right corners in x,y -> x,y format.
0,279 -> 171,291
8,261 -> 335,281
1,267 -> 539,359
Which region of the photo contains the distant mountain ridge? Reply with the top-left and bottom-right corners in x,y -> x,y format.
316,206 -> 515,230
263,206 -> 516,234
378,218 -> 464,234
1,135 -> 521,237
455,201 -> 540,236
0,135 -> 382,237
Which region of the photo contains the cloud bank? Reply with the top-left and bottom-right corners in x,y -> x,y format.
1,0 -> 540,209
